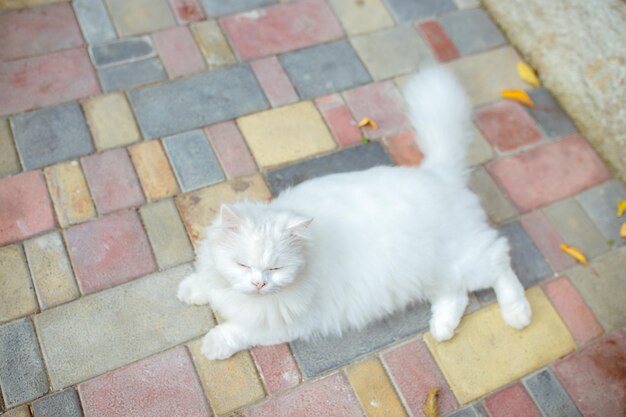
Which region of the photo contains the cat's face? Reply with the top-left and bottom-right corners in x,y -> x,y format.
210,205 -> 311,295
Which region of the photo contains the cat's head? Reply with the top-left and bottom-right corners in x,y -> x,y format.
208,204 -> 312,295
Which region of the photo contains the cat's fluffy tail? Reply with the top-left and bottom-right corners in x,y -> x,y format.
404,67 -> 471,183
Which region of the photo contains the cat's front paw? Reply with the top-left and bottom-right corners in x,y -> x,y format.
201,327 -> 240,360
430,321 -> 456,342
177,274 -> 211,305
501,298 -> 532,329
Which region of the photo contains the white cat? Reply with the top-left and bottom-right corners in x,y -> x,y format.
177,67 -> 532,360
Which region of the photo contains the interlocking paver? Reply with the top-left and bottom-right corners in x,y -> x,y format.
448,405 -> 488,417
72,0 -> 117,45
130,64 -> 268,139
168,0 -> 205,24
0,118 -> 20,177
0,405 -> 31,417
467,124 -> 495,166
351,25 -> 435,81
24,232 -> 79,309
32,389 -> 84,417
527,88 -> 578,139
576,179 -> 626,246
523,368 -> 582,417
64,210 -> 156,294
0,3 -> 83,61
487,135 -> 611,212
221,0 -> 343,60
418,19 -> 461,62
105,0 -> 175,37
44,161 -> 96,227
499,221 -> 552,287
440,9 -> 506,56
0,171 -> 55,246
384,131 -> 424,166
383,339 -> 457,416
280,41 -> 371,99
250,344 -> 301,394
327,0 -> 394,36
0,318 -> 48,407
89,36 -> 155,68
12,102 -> 94,170
468,166 -> 517,224
190,20 -> 236,70
474,101 -> 542,152
0,48 -> 100,116
250,56 -> 299,107
383,0 -> 457,22
128,140 -> 180,201
78,346 -> 211,417
454,0 -> 480,9
200,0 -> 274,17
483,384 -> 541,417
97,57 -> 167,92
0,244 -> 37,323
82,148 -> 145,215
314,94 -> 362,148
188,339 -> 264,415
83,93 -> 141,150
34,264 -> 213,389
152,26 -> 206,78
204,121 -> 257,179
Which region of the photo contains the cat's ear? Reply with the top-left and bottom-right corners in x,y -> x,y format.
219,204 -> 242,228
287,217 -> 313,237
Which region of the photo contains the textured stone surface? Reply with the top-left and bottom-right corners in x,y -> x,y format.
0,118 -> 20,177
44,161 -> 96,227
128,140 -> 180,201
440,8 -> 506,56
32,389 -> 83,417
327,0 -> 394,35
168,0 -> 205,24
190,20 -> 236,69
0,405 -> 31,417
467,124 -> 495,166
0,244 -> 37,323
89,37 -> 155,68
383,0 -> 456,22
130,64 -> 268,139
526,88 -> 577,139
73,0 -> 117,44
98,57 -> 167,92
205,122 -> 257,179
483,384 -> 541,417
250,344 -> 301,394
499,221 -> 552,287
105,0 -> 175,36
418,19 -> 461,62
83,93 -> 141,150
200,0 -> 274,16
384,131 -> 423,166
447,405 -> 488,417
250,56 -> 299,107
523,368 -> 582,417
468,166 -> 517,224
34,264 -> 213,389
474,101 -> 542,152
576,179 -> 626,246
152,26 -> 206,78
314,94 -> 361,147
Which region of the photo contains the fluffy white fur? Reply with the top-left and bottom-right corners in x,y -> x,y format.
178,67 -> 532,360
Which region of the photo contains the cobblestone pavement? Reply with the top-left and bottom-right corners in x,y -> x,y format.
1,0 -> 625,416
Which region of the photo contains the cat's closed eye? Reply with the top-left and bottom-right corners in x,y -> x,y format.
268,267 -> 283,272
236,262 -> 250,269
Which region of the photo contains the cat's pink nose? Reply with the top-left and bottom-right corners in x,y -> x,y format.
253,281 -> 266,290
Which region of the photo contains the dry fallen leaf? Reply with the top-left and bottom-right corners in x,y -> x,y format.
620,222 -> 626,238
559,244 -> 589,265
517,62 -> 541,87
423,387 -> 440,417
501,89 -> 536,107
358,117 -> 378,129
616,200 -> 626,217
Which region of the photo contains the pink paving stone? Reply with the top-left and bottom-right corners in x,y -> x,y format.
152,26 -> 206,79
204,121 -> 257,179
245,372 -> 362,417
553,331 -> 626,417
314,94 -> 361,147
486,134 -> 611,212
250,56 -> 299,108
483,383 -> 542,417
417,20 -> 460,63
543,276 -> 604,344
0,3 -> 83,61
78,346 -> 212,417
343,81 -> 411,139
382,339 -> 457,417
519,210 -> 577,272
251,343 -> 301,394
168,0 -> 205,24
474,101 -> 542,152
82,148 -> 145,216
384,130 -> 424,166
0,171 -> 55,246
221,0 -> 344,61
64,210 -> 156,294
0,47 -> 100,116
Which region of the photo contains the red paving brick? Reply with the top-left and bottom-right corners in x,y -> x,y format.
64,211 -> 156,294
78,346 -> 212,417
474,101 -> 542,152
384,130 -> 424,166
221,0 -> 343,60
483,383 -> 542,417
152,26 -> 206,79
519,210 -> 577,272
0,171 -> 55,246
82,148 -> 145,215
486,135 -> 611,212
0,3 -> 83,61
251,344 -> 301,394
417,20 -> 460,62
250,56 -> 299,108
553,331 -> 626,417
168,0 -> 205,24
0,47 -> 100,116
314,94 -> 361,147
204,121 -> 257,179
382,339 -> 457,417
543,277 -> 604,345
245,373 -> 362,417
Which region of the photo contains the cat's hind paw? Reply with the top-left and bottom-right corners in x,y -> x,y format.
501,298 -> 532,329
429,320 -> 456,342
177,274 -> 211,305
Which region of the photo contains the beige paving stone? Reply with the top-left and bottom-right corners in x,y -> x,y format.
24,231 -> 78,309
0,0 -> 67,9
128,140 -> 180,201
44,160 -> 96,227
469,166 -> 517,224
83,93 -> 141,150
175,174 -> 272,245
105,0 -> 175,37
188,339 -> 265,415
347,356 -> 408,417
328,0 -> 394,36
0,244 -> 37,323
238,101 -> 336,168
424,287 -> 575,404
140,198 -> 194,269
0,118 -> 20,177
191,20 -> 236,69
467,123 -> 494,166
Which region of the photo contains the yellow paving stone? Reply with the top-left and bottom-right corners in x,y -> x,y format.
0,118 -> 21,177
238,101 -> 336,168
191,20 -> 236,70
83,93 -> 141,151
424,287 -> 575,404
188,339 -> 265,415
0,0 -> 67,9
347,356 -> 408,417
0,244 -> 37,323
44,160 -> 96,227
175,174 -> 271,245
0,405 -> 32,417
328,0 -> 394,36
128,140 -> 179,201
105,0 -> 175,37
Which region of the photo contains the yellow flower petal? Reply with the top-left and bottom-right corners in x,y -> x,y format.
357,117 -> 378,129
501,89 -> 536,107
423,387 -> 440,417
517,62 -> 541,87
559,244 -> 589,266
616,200 -> 626,217
620,222 -> 626,238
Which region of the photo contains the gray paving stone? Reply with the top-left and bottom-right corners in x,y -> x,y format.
291,302 -> 430,377
440,8 -> 506,56
31,389 -> 83,417
98,57 -> 167,92
200,0 -> 275,16
527,88 -> 578,139
89,36 -> 155,68
383,0 -> 456,22
469,166 -> 517,224
0,319 -> 48,407
0,405 -> 31,417
163,130 -> 224,191
11,103 -> 94,170
34,264 -> 214,389
576,180 -> 626,247
129,64 -> 268,139
523,368 -> 582,417
73,0 -> 117,45
266,142 -> 392,195
279,41 -> 371,99
448,404 -> 488,417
